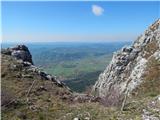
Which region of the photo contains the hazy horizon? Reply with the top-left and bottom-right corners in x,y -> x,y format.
2,1 -> 159,43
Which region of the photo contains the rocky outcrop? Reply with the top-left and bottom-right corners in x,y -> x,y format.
92,19 -> 160,98
1,44 -> 70,90
1,45 -> 33,64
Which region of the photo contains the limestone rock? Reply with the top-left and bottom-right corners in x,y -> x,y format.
11,45 -> 33,64
92,19 -> 160,98
2,45 -> 33,64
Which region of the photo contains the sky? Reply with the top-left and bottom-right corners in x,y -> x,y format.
1,1 -> 159,43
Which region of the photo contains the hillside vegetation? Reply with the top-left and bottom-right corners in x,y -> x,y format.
2,42 -> 127,92
1,44 -> 160,120
1,20 -> 160,120
2,50 -> 159,120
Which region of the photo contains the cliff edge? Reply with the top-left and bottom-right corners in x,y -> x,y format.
93,19 -> 160,99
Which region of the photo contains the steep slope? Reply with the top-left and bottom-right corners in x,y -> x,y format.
93,19 -> 160,99
1,45 -> 74,119
1,44 -> 147,120
1,20 -> 160,120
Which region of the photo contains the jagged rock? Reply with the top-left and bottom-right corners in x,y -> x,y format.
22,61 -> 32,67
38,71 -> 48,79
84,117 -> 90,120
122,46 -> 133,53
1,45 -> 33,64
73,118 -> 80,120
28,65 -> 39,72
92,19 -> 160,99
46,74 -> 52,80
11,45 -> 33,64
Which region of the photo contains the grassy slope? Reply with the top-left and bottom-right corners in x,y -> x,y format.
2,54 -> 159,120
132,56 -> 160,98
132,40 -> 160,98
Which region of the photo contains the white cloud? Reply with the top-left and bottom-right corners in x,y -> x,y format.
92,5 -> 104,16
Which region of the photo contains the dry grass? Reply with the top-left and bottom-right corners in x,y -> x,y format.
132,57 -> 160,97
1,54 -> 159,120
143,38 -> 159,58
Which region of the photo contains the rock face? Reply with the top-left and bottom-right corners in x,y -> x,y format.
2,45 -> 33,64
92,19 -> 160,98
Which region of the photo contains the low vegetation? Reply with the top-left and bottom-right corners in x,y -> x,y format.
143,39 -> 159,58
63,71 -> 102,92
2,53 -> 159,120
132,56 -> 160,98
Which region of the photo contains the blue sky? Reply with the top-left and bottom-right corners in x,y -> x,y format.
2,1 -> 159,43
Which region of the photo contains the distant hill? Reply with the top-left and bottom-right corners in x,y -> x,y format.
2,42 -> 129,92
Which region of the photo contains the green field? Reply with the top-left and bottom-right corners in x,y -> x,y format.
3,42 -> 129,92
43,54 -> 112,92
44,54 -> 112,79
